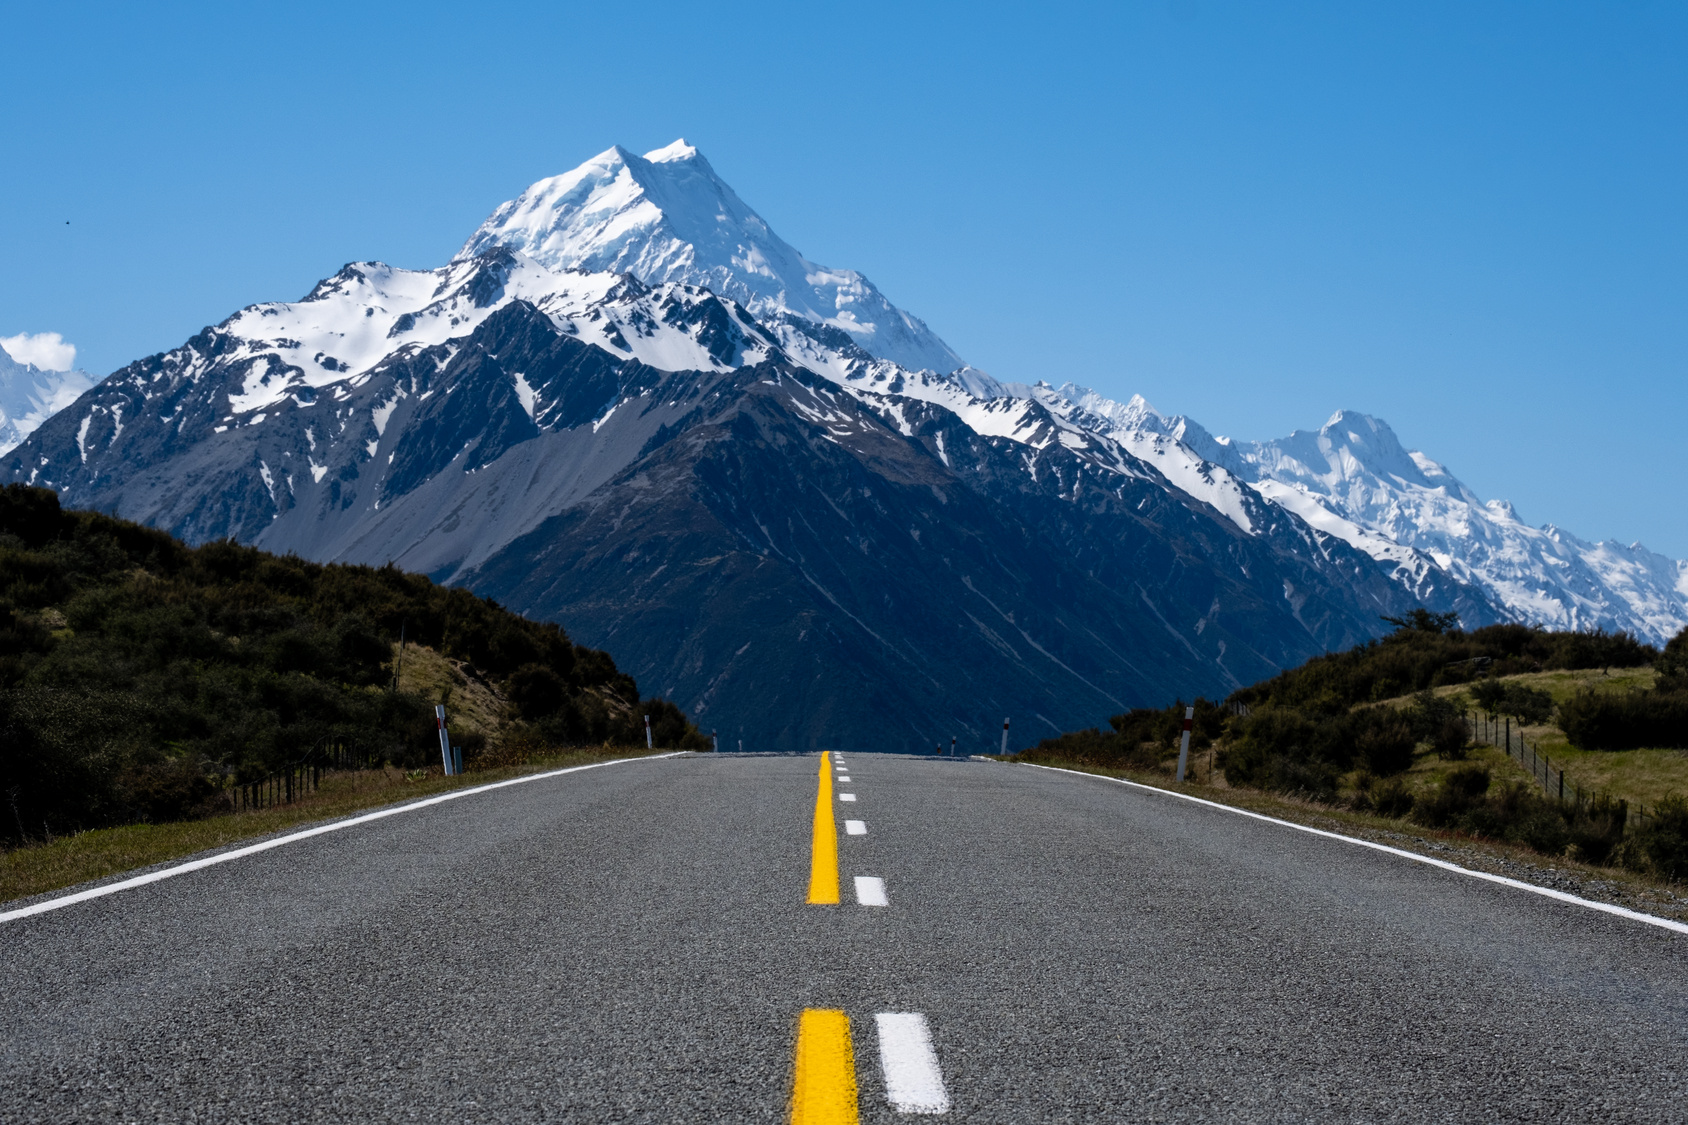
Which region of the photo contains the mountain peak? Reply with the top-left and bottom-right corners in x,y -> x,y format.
457,143 -> 964,374
643,138 -> 700,164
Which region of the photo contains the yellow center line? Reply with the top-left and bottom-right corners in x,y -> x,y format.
790,1008 -> 859,1125
807,751 -> 840,904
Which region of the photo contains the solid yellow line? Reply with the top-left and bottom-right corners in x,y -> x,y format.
807,752 -> 840,904
790,1008 -> 859,1125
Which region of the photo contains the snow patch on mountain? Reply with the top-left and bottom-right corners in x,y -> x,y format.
458,142 -> 965,375
206,248 -> 781,420
0,347 -> 97,454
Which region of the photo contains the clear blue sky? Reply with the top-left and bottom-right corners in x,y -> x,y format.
4,1 -> 1685,554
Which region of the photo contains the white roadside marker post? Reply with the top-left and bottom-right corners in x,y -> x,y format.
644,714 -> 652,750
950,735 -> 956,757
712,730 -> 718,753
1175,704 -> 1194,782
435,705 -> 453,776
1000,716 -> 1010,757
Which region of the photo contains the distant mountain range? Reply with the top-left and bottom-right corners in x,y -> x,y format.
4,141 -> 1681,749
0,348 -> 96,455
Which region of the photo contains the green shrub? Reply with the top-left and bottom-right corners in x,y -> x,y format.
1021,699 -> 1224,769
0,483 -> 706,843
1558,689 -> 1688,751
1470,680 -> 1554,725
1613,794 -> 1688,879
1355,774 -> 1415,818
1354,709 -> 1417,776
1657,628 -> 1688,693
1231,616 -> 1655,717
1409,765 -> 1625,860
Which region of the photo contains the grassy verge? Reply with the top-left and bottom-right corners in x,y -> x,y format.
1422,670 -> 1688,811
1008,754 -> 1688,925
1,747 -> 674,906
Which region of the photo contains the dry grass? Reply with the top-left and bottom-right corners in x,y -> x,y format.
1,746 -> 667,906
392,640 -> 509,738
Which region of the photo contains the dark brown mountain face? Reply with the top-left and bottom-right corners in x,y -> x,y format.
2,292 -> 1495,752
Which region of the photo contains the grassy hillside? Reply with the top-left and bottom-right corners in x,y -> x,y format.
0,484 -> 708,847
1018,610 -> 1688,880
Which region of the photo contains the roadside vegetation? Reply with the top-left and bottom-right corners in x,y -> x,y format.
0,746 -> 669,904
1018,609 -> 1688,885
0,484 -> 710,863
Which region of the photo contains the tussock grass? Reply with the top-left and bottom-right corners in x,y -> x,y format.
393,640 -> 507,737
1,747 -> 666,905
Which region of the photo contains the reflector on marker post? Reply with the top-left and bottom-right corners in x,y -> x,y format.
644,714 -> 652,750
1175,704 -> 1195,782
435,704 -> 452,776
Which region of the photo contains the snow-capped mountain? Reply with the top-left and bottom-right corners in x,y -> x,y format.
0,348 -> 96,455
1069,393 -> 1688,645
458,141 -> 964,375
20,136 -> 1675,745
0,198 -> 1493,746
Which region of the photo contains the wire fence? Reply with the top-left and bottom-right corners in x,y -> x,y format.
1468,710 -> 1655,836
232,736 -> 378,813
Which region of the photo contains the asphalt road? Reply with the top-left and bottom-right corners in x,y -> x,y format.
2,752 -> 1687,1123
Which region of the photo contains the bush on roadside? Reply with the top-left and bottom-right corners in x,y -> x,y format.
0,483 -> 709,844
1019,699 -> 1225,770
1351,772 -> 1415,818
1558,688 -> 1688,751
1409,764 -> 1627,862
1612,794 -> 1688,880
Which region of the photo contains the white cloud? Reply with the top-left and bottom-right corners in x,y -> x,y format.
0,332 -> 77,372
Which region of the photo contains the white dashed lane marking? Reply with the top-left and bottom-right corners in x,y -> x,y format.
845,820 -> 867,836
855,876 -> 888,906
876,1012 -> 950,1114
839,776 -> 851,782
839,793 -> 857,802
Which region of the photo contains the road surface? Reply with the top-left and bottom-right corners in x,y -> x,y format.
2,752 -> 1686,1122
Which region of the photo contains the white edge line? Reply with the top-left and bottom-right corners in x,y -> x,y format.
1,753 -> 690,925
1019,762 -> 1688,937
